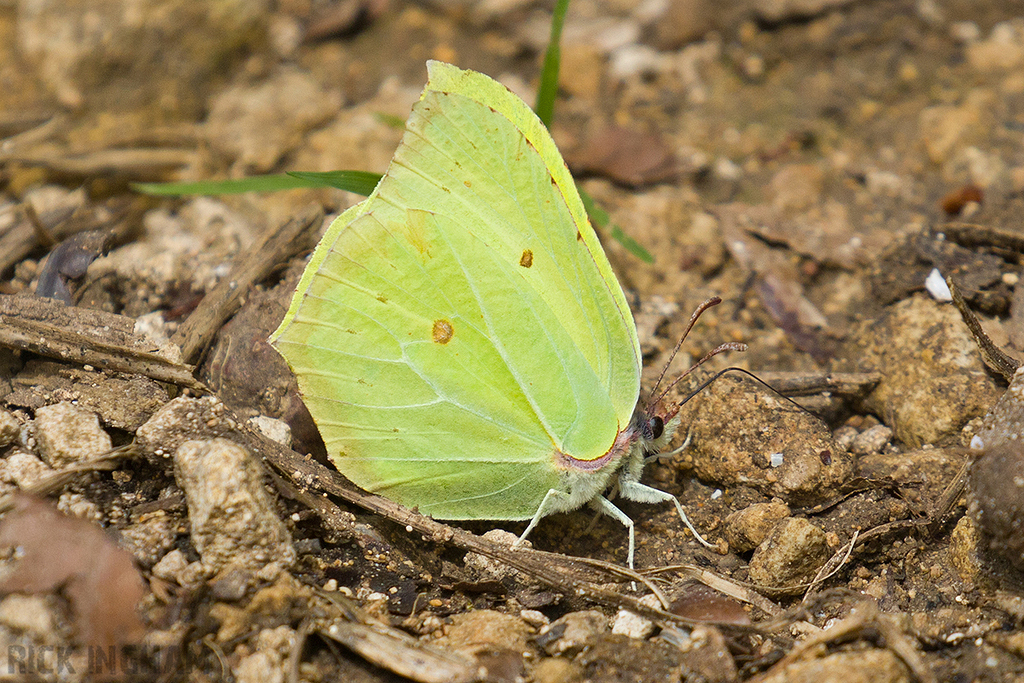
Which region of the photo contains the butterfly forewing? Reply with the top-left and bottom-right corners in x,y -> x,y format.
271,62 -> 643,520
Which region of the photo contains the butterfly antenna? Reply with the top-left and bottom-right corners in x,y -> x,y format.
654,342 -> 748,405
676,366 -> 817,416
649,297 -> 725,400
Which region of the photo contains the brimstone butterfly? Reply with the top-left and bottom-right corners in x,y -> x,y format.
270,61 -> 715,568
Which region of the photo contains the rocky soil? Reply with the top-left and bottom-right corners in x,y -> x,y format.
1,0 -> 1024,681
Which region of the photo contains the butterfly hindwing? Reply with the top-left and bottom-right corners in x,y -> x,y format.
271,61 -> 642,520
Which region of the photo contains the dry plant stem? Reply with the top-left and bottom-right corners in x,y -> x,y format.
201,635 -> 231,681
795,478 -> 905,515
0,296 -> 205,391
754,371 -> 882,398
750,601 -> 936,683
172,206 -> 324,364
802,530 -> 859,604
288,618 -> 311,683
650,563 -> 781,617
0,111 -> 64,142
0,148 -> 197,178
663,517 -> 922,604
0,448 -> 132,514
269,469 -> 362,542
946,275 -> 1019,380
129,493 -> 186,518
0,196 -> 139,274
926,454 -> 975,538
567,555 -> 671,608
319,620 -> 475,683
940,222 -> 1024,254
241,421 -> 762,633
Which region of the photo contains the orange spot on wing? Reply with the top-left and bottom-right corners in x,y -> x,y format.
432,319 -> 454,344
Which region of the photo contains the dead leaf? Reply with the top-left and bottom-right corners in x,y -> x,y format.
670,581 -> 751,625
0,494 -> 147,649
563,122 -> 678,186
940,184 -> 983,216
716,203 -> 839,361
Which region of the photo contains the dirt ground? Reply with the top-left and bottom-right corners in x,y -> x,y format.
1,0 -> 1024,681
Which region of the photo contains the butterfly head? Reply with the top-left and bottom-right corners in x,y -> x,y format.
632,398 -> 681,455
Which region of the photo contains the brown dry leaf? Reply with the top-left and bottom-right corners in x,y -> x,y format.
716,203 -> 838,361
563,122 -> 678,186
940,184 -> 983,216
670,581 -> 751,626
0,494 -> 147,649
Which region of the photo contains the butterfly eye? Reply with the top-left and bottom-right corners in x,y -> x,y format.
648,416 -> 664,441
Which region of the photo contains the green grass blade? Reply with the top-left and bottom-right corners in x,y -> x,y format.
373,112 -> 407,129
534,0 -> 570,127
286,170 -> 382,195
132,170 -> 382,198
132,174 -> 320,196
579,187 -> 654,264
609,225 -> 654,264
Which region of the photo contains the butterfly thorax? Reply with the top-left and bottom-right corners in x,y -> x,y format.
549,424 -> 634,515
620,401 -> 682,485
551,398 -> 680,515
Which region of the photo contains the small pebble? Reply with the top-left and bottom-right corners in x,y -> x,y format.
537,610 -> 608,655
833,425 -> 858,451
611,594 -> 660,639
173,438 -> 295,573
464,529 -> 530,582
924,267 -> 952,301
233,626 -> 296,683
211,567 -> 255,600
748,518 -> 829,593
681,374 -> 851,503
248,415 -> 292,447
948,515 -> 982,583
34,402 -> 111,468
531,657 -> 582,683
57,492 -> 101,521
0,409 -> 20,448
152,549 -> 189,582
119,512 -> 178,566
0,451 -> 54,488
520,610 -> 549,628
757,648 -> 909,683
851,424 -> 894,456
0,594 -> 56,639
135,396 -> 234,460
436,610 -> 531,656
837,295 -> 999,447
950,21 -> 981,43
724,502 -> 791,553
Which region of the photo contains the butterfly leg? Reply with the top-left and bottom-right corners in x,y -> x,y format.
645,427 -> 692,464
618,480 -> 716,550
589,496 -> 637,569
514,488 -> 573,550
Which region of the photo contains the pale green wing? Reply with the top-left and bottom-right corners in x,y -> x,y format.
271,61 -> 641,519
420,61 -> 641,425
